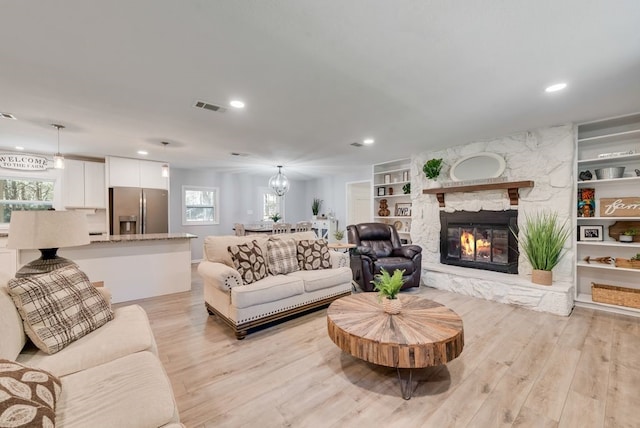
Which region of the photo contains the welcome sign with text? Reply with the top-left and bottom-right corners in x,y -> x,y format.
0,153 -> 50,171
600,197 -> 640,217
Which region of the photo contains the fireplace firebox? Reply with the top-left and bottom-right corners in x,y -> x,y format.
440,210 -> 518,274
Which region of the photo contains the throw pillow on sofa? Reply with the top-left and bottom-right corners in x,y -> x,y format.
266,238 -> 299,275
8,265 -> 114,355
0,358 -> 62,427
297,239 -> 331,270
228,240 -> 268,284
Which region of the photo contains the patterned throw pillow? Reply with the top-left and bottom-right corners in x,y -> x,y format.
297,239 -> 331,270
0,359 -> 61,427
228,240 -> 268,285
8,265 -> 114,355
266,238 -> 299,275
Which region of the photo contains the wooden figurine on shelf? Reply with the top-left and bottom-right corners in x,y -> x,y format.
378,199 -> 390,217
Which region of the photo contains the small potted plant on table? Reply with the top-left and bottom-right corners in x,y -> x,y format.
270,213 -> 281,223
372,268 -> 406,314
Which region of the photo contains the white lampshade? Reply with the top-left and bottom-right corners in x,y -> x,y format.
8,211 -> 90,250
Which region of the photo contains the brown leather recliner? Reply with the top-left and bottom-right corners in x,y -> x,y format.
347,223 -> 422,292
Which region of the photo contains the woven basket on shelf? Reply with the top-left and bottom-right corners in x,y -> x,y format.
592,283 -> 640,309
614,258 -> 640,269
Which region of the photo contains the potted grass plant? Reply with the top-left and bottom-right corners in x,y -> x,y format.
511,212 -> 571,285
311,198 -> 322,220
620,228 -> 636,243
372,268 -> 406,314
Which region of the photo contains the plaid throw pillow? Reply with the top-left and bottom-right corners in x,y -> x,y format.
0,359 -> 61,427
228,240 -> 268,285
8,265 -> 114,355
266,238 -> 299,275
297,239 -> 331,270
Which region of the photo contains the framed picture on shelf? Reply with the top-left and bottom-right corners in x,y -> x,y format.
578,225 -> 603,241
377,187 -> 386,196
395,202 -> 412,217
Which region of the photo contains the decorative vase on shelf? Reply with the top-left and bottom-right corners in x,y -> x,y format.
531,269 -> 552,286
383,297 -> 402,315
427,179 -> 442,189
620,234 -> 633,243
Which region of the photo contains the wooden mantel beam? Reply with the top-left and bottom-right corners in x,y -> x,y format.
422,180 -> 534,207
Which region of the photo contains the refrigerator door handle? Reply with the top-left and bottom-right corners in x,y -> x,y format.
140,192 -> 145,234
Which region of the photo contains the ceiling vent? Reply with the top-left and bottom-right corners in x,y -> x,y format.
350,142 -> 363,147
193,100 -> 227,113
0,112 -> 17,120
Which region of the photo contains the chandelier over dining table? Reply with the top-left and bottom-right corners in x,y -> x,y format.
269,165 -> 289,196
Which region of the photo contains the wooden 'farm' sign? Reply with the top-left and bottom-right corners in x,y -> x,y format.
600,197 -> 640,217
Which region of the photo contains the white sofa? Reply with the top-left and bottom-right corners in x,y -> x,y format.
198,231 -> 352,339
0,282 -> 182,428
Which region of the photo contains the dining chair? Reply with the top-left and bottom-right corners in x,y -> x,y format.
234,223 -> 245,237
295,221 -> 312,232
272,223 -> 291,234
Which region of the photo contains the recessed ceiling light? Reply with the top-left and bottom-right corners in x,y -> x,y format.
230,100 -> 245,109
137,150 -> 148,155
15,146 -> 24,151
545,83 -> 567,93
363,138 -> 375,145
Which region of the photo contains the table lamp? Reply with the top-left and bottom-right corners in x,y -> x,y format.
7,210 -> 90,277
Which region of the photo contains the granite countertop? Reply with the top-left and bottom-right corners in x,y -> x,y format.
89,233 -> 197,243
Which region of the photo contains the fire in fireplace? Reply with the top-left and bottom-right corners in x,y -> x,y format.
440,210 -> 518,274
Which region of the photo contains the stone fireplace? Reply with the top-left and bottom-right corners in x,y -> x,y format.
410,124 -> 576,316
440,210 -> 518,274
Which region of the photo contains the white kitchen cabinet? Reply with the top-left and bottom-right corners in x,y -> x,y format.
63,160 -> 106,209
575,112 -> 640,317
139,160 -> 169,190
107,157 -> 168,190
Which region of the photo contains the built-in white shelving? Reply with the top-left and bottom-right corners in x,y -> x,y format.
372,159 -> 412,243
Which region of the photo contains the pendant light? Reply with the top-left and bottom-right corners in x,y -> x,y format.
51,124 -> 65,169
161,141 -> 170,178
268,165 -> 290,196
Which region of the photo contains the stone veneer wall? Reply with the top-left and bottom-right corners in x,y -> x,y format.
410,124 -> 576,315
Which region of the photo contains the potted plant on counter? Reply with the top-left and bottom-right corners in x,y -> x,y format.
311,198 -> 322,220
511,212 -> 570,285
372,268 -> 406,314
423,158 -> 443,188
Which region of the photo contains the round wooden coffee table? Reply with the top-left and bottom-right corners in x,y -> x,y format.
327,293 -> 464,399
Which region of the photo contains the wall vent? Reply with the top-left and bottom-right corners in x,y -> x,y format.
0,112 -> 17,120
193,100 -> 227,113
350,142 -> 363,147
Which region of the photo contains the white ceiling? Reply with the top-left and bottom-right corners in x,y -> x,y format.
1,1 -> 639,179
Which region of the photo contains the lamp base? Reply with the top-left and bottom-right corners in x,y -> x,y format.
15,249 -> 78,278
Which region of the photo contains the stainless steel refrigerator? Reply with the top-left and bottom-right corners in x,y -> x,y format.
109,187 -> 168,235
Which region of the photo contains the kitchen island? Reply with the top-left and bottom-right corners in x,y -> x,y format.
18,233 -> 197,303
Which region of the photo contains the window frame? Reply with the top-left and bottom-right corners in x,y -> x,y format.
260,187 -> 285,222
0,176 -> 55,226
182,185 -> 219,226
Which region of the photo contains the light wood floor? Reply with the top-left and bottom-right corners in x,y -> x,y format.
123,266 -> 640,427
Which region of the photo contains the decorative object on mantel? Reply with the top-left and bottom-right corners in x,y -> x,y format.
599,197 -> 640,217
583,256 -> 613,265
372,268 -> 405,314
378,199 -> 390,217
402,182 -> 410,194
269,165 -> 290,196
449,152 -> 506,182
311,198 -> 322,219
608,221 -> 640,242
578,170 -> 593,181
510,211 -> 570,286
422,158 -> 443,188
423,180 -> 534,207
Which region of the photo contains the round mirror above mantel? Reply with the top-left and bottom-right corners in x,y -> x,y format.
450,152 -> 506,182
